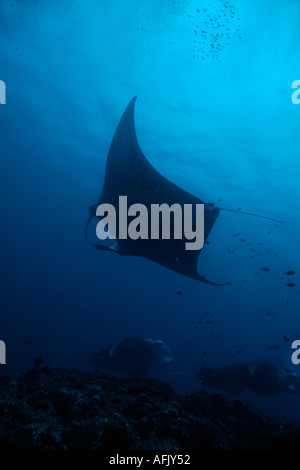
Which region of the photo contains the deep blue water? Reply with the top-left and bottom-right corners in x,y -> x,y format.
1,0 -> 300,426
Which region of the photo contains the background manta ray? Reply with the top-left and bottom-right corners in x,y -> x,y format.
197,361 -> 300,397
86,97 -> 283,285
90,337 -> 173,378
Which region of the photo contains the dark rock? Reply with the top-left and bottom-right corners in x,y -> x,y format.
0,367 -> 299,450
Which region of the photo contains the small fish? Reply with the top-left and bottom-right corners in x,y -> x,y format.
205,320 -> 213,324
33,357 -> 43,369
203,351 -> 207,357
268,230 -> 271,236
260,267 -> 271,272
225,281 -> 232,285
285,270 -> 295,276
236,349 -> 244,354
23,341 -> 33,346
240,238 -> 246,242
286,301 -> 289,305
232,233 -> 240,238
258,242 -> 263,246
266,311 -> 273,316
273,345 -> 281,350
286,283 -> 295,287
275,224 -> 280,228
282,335 -> 290,342
267,346 -> 273,350
217,199 -> 222,203
237,207 -> 242,211
175,291 -> 183,295
249,256 -> 255,259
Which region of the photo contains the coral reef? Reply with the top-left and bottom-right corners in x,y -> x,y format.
0,367 -> 299,450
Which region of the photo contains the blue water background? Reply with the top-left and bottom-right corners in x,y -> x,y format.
1,0 -> 300,425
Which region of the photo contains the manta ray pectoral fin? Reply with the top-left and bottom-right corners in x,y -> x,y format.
176,254 -> 225,286
92,242 -> 119,253
196,274 -> 225,286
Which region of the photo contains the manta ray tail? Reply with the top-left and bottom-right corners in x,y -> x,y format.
219,207 -> 284,224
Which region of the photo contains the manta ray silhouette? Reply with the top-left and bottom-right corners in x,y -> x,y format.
86,97 -> 283,285
197,361 -> 300,397
90,338 -> 173,378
